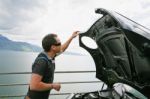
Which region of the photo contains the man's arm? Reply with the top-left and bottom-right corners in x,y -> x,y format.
61,31 -> 79,52
29,73 -> 61,91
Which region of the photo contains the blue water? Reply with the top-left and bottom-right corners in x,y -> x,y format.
0,51 -> 102,99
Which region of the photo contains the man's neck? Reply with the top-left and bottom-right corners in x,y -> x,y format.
46,51 -> 56,59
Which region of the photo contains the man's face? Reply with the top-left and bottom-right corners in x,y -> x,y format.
52,37 -> 61,53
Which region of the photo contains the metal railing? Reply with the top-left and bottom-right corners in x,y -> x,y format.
0,70 -> 101,98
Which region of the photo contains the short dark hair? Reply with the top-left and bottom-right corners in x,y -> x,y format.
42,33 -> 57,52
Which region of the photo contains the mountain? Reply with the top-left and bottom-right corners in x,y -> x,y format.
0,34 -> 86,55
0,34 -> 42,52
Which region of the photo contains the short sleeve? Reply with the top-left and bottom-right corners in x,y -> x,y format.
32,58 -> 47,76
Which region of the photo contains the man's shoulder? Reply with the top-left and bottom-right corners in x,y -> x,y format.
37,52 -> 47,57
36,53 -> 53,65
33,53 -> 47,63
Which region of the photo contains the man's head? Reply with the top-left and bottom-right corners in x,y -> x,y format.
42,33 -> 61,53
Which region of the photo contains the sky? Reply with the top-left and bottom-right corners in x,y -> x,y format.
0,0 -> 150,52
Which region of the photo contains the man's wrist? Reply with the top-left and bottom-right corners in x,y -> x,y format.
51,84 -> 53,89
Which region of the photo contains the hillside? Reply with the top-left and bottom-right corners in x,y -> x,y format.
0,34 -> 42,52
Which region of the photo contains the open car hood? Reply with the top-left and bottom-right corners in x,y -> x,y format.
79,8 -> 150,96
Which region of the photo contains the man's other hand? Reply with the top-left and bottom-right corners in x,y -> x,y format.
52,83 -> 61,91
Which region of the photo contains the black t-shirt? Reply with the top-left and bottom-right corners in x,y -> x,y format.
27,52 -> 55,99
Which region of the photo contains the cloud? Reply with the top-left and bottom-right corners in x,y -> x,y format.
0,0 -> 150,47
0,0 -> 48,33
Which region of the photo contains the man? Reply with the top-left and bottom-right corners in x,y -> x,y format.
25,31 -> 79,99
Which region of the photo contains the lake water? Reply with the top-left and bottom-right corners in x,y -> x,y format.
0,51 -> 102,99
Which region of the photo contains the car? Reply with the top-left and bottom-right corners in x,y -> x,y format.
67,8 -> 150,99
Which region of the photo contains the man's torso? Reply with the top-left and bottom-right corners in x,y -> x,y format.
27,52 -> 55,99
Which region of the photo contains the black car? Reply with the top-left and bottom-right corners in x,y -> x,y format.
67,8 -> 150,99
